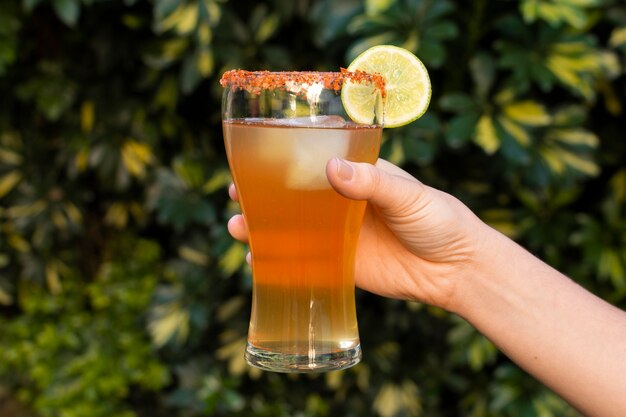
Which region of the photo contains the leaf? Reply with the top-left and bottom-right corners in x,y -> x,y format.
540,147 -> 566,174
6,200 -> 47,218
215,337 -> 247,376
498,123 -> 531,165
557,0 -> 601,6
610,169 -> 626,203
121,140 -> 153,178
197,23 -> 212,45
346,32 -> 398,62
180,52 -> 201,94
552,104 -> 586,126
52,0 -> 80,27
201,0 -> 221,26
373,381 -> 421,417
154,0 -> 182,20
609,27 -> 626,48
503,100 -> 551,126
428,21 -> 458,40
530,62 -> 555,91
474,115 -> 500,154
150,167 -> 216,230
149,302 -> 190,347
537,2 -> 587,29
45,261 -> 62,295
80,100 -> 95,133
219,242 -> 246,275
155,76 -> 178,110
498,116 -> 531,147
51,209 -> 68,230
438,92 -> 475,112
0,149 -> 22,165
255,13 -> 280,43
418,39 -> 446,68
160,38 -> 189,61
64,202 -> 82,224
175,3 -> 198,35
157,3 -> 193,34
22,0 -> 44,13
548,128 -> 598,147
373,383 -> 402,417
598,50 -> 621,79
470,52 -> 496,97
74,147 -> 89,172
546,55 -> 593,99
0,170 -> 22,198
105,202 -> 129,229
385,136 -> 405,166
494,87 -> 516,106
8,234 -> 30,252
424,0 -> 454,22
346,14 -> 391,35
196,48 -> 214,77
0,283 -> 11,305
559,148 -> 599,175
216,296 -> 244,322
178,245 -> 210,266
0,253 -> 9,268
365,0 -> 394,15
468,339 -> 484,370
599,249 -> 625,290
325,370 -> 344,389
557,4 -> 588,29
520,0 -> 539,23
532,398 -> 555,417
202,169 -> 231,194
445,113 -> 479,148
402,136 -> 435,165
481,209 -> 518,237
173,157 -> 204,188
401,29 -> 419,53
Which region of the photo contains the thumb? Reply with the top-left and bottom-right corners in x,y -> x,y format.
326,158 -> 425,213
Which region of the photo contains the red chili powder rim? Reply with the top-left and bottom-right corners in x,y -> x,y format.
219,69 -> 386,98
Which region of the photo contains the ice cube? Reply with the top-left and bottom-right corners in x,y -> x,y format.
245,117 -> 350,190
286,128 -> 350,190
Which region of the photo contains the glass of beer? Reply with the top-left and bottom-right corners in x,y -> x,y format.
220,70 -> 384,372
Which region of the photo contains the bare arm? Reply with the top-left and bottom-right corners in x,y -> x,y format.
456,227 -> 626,417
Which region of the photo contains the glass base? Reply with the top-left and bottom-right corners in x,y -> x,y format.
245,343 -> 361,373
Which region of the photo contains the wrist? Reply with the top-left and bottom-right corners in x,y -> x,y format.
446,224 -> 524,318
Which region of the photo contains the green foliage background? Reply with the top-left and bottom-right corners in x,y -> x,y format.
1,0 -> 625,416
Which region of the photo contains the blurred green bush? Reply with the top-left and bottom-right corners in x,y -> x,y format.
1,0 -> 625,416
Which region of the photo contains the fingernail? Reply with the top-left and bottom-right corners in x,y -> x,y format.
336,158 -> 354,181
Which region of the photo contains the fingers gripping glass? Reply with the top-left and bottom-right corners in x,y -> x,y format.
221,70 -> 384,373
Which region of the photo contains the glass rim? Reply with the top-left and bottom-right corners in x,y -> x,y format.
219,69 -> 386,97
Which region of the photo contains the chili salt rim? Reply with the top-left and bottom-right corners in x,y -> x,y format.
219,69 -> 386,98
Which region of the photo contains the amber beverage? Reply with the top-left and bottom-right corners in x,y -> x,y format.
221,70 -> 384,372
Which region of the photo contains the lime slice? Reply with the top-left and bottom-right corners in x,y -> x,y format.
342,45 -> 431,128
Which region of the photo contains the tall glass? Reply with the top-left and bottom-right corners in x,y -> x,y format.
221,70 -> 384,372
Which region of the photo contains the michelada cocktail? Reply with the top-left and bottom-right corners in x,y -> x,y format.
221,70 -> 384,372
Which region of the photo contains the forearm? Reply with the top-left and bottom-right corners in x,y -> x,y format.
455,226 -> 626,417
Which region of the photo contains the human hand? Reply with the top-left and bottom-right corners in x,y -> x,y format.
228,158 -> 490,311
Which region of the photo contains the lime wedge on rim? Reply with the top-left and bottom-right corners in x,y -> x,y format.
342,45 -> 431,128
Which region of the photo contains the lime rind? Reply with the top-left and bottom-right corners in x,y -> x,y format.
341,45 -> 431,128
